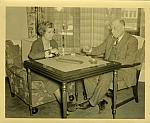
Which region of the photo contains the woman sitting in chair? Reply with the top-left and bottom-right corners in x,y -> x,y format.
28,21 -> 76,112
28,21 -> 59,60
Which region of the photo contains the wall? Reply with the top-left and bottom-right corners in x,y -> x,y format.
6,7 -> 29,63
140,8 -> 145,38
6,7 -> 28,42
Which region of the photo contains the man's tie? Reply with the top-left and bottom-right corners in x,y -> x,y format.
114,38 -> 119,46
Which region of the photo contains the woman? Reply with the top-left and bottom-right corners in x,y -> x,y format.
28,21 -> 62,105
28,21 -> 76,112
28,21 -> 59,60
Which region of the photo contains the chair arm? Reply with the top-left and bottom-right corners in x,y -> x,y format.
120,62 -> 141,68
86,54 -> 105,59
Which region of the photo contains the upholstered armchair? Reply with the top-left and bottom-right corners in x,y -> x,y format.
111,35 -> 145,118
5,39 -> 57,115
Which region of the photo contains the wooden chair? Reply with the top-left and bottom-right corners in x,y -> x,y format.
74,35 -> 144,119
112,35 -> 145,118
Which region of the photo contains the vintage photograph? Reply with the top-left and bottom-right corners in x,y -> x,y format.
5,7 -> 145,119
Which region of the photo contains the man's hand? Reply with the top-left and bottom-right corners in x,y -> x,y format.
82,46 -> 92,55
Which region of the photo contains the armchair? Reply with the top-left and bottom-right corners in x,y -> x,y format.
78,35 -> 145,118
6,39 -> 57,115
111,35 -> 145,118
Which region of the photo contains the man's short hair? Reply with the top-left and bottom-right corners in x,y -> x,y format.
37,21 -> 55,37
120,19 -> 125,26
111,19 -> 126,27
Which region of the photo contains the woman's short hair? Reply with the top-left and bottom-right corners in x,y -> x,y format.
37,21 -> 55,37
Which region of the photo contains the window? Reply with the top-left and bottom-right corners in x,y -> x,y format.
121,8 -> 141,35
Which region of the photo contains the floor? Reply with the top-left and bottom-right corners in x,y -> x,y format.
5,80 -> 145,119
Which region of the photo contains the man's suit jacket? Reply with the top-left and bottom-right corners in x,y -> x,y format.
91,32 -> 138,89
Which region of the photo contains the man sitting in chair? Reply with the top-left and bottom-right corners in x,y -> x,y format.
79,19 -> 138,112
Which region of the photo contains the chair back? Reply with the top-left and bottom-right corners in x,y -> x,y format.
132,35 -> 145,82
6,40 -> 22,68
133,35 -> 145,50
132,35 -> 145,65
21,38 -> 36,62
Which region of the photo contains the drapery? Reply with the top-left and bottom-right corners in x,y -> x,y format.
26,7 -> 46,38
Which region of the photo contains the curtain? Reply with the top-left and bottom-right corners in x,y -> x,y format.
80,8 -> 121,48
26,7 -> 46,38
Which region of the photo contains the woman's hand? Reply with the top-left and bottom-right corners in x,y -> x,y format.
51,48 -> 59,55
45,50 -> 54,58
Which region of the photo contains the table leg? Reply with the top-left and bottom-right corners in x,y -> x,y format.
82,79 -> 87,100
112,70 -> 118,119
62,82 -> 67,118
26,68 -> 32,116
75,81 -> 78,102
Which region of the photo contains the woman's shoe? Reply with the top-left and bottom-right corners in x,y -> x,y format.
69,95 -> 75,102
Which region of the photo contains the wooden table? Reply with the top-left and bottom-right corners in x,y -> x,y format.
24,55 -> 121,118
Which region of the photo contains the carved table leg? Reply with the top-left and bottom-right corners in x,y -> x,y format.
112,70 -> 118,119
62,82 -> 67,118
26,68 -> 32,116
75,81 -> 78,102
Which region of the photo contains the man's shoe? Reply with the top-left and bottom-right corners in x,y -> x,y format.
106,89 -> 113,98
67,102 -> 77,112
69,95 -> 75,102
78,101 -> 92,109
98,99 -> 108,113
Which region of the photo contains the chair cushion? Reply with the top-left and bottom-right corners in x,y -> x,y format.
32,80 -> 55,107
7,66 -> 56,107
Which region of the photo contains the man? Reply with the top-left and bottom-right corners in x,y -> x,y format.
79,19 -> 138,111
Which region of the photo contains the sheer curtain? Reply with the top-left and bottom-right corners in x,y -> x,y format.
26,7 -> 143,49
80,8 -> 121,48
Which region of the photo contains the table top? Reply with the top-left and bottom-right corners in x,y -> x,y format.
36,55 -> 109,72
24,55 -> 121,82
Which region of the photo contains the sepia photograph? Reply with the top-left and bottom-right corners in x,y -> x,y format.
5,6 -> 145,119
